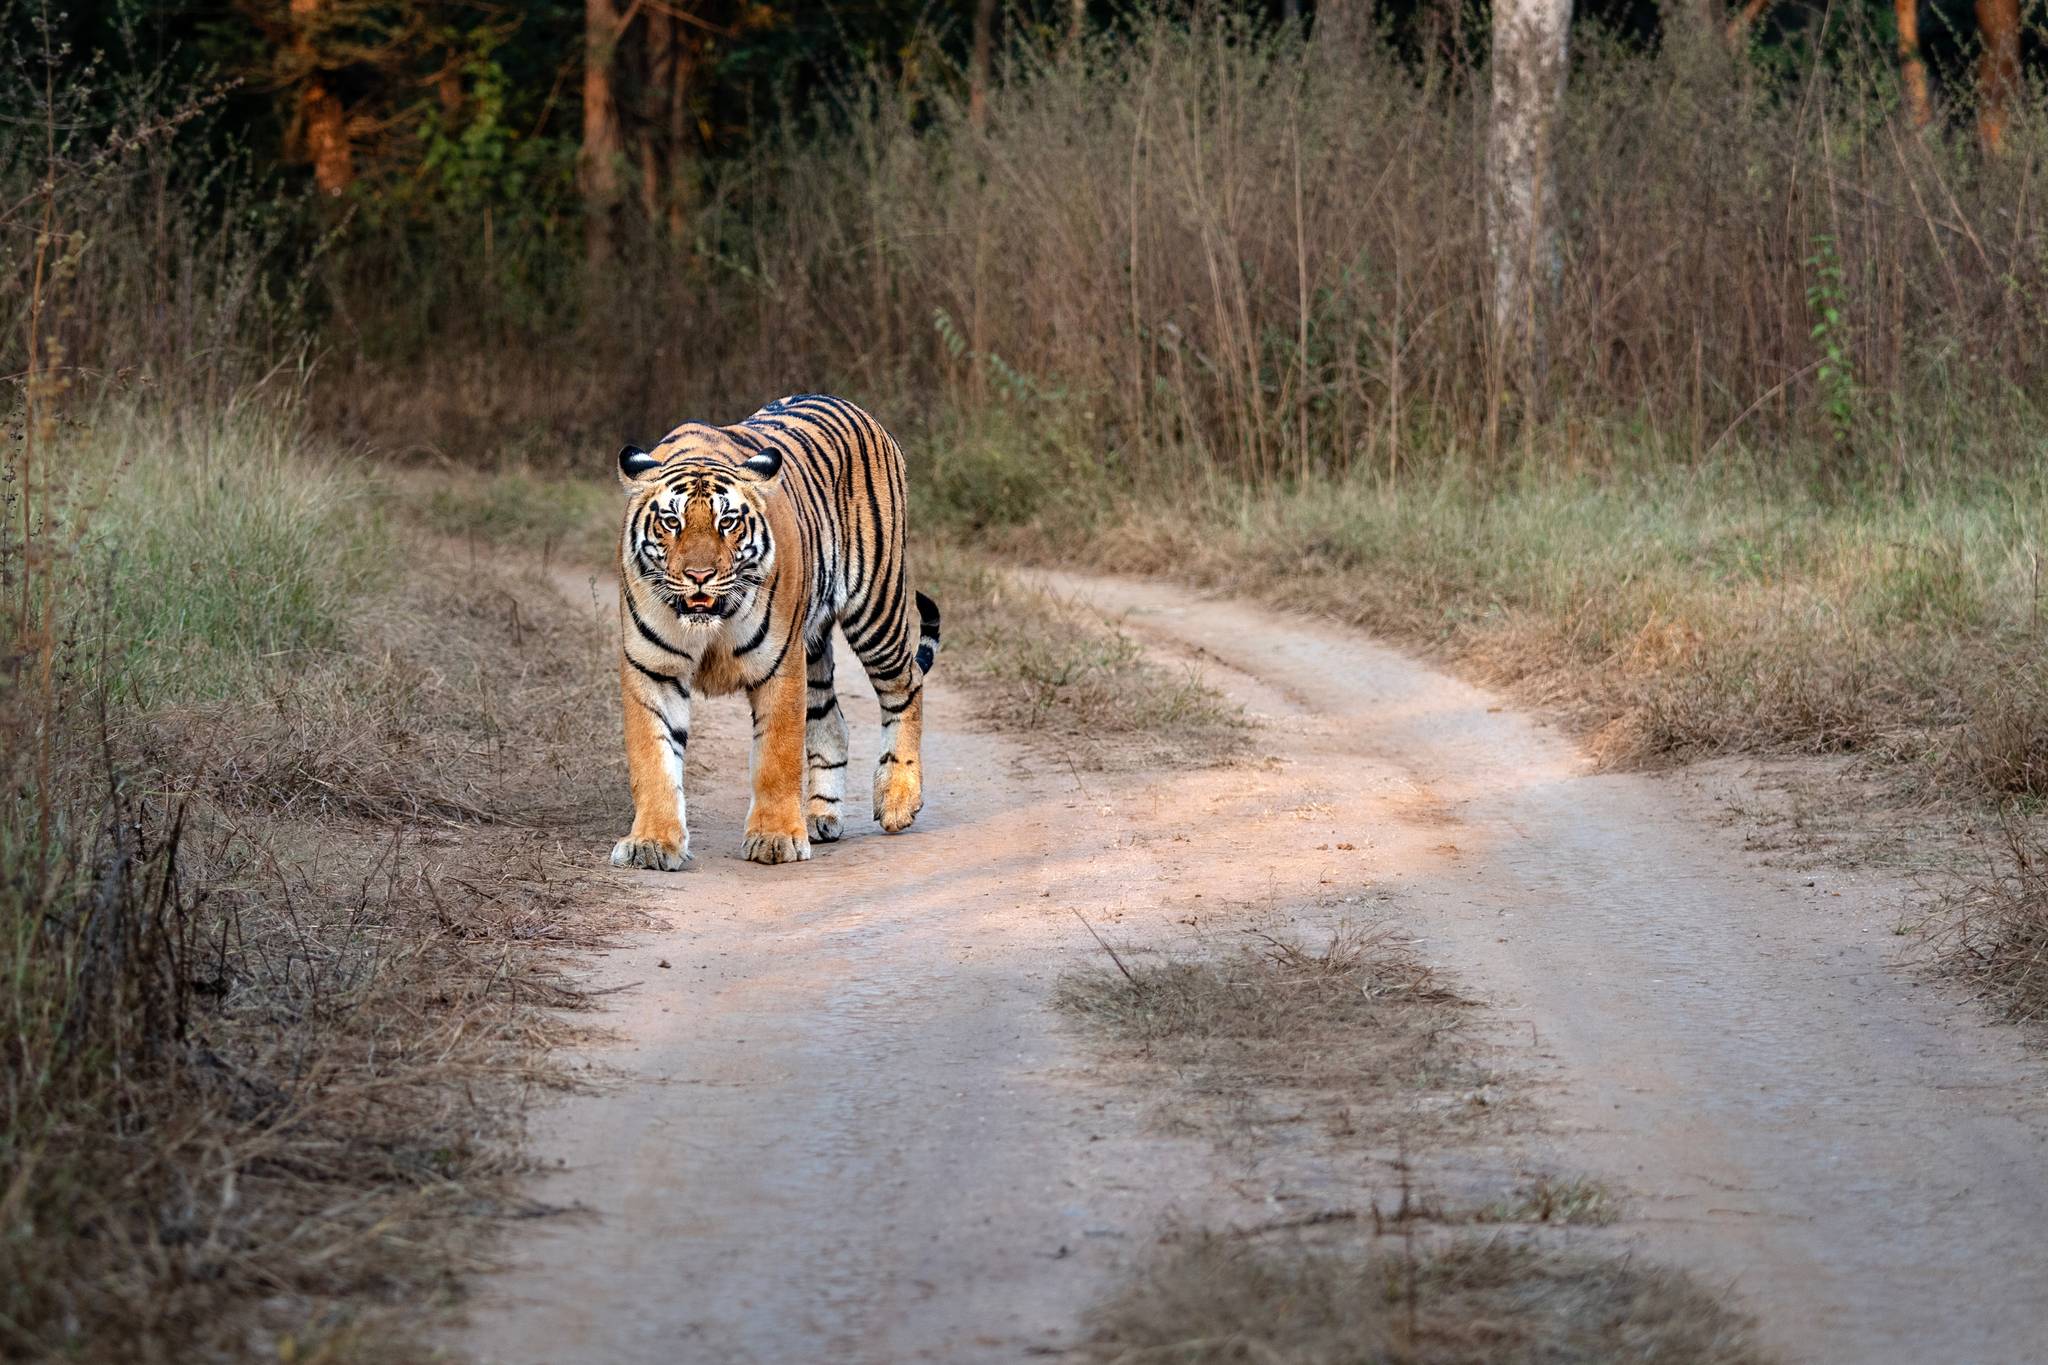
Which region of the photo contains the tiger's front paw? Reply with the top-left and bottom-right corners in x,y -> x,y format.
807,809 -> 843,843
610,834 -> 690,871
874,758 -> 923,834
741,828 -> 812,865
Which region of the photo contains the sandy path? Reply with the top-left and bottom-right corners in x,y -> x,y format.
464,568 -> 2048,1365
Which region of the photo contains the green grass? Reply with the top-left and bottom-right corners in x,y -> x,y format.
417,466 -> 617,563
54,401 -> 391,704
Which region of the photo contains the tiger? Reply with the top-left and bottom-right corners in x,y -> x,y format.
609,393 -> 941,870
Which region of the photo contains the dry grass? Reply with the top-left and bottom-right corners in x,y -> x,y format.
313,14 -> 2048,483
920,544 -> 1247,770
981,460 -> 2048,791
1085,1234 -> 1771,1365
1,822 -> 615,1364
1474,1177 -> 1620,1228
1927,818 -> 2048,1026
2,403 -> 632,1362
136,538 -> 623,833
1055,926 -> 1483,1144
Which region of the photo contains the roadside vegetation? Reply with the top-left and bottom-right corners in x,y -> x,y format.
2,396 -> 630,1361
944,448 -> 2047,792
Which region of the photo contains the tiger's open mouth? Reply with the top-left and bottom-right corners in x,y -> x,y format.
677,591 -> 726,621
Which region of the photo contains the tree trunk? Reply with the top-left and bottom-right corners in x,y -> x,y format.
581,0 -> 626,265
641,9 -> 673,224
970,0 -> 997,130
1896,0 -> 1932,127
1486,0 -> 1573,390
290,0 -> 352,195
1975,0 -> 2019,154
666,18 -> 697,241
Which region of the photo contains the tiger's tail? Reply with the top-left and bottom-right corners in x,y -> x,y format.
914,590 -> 941,675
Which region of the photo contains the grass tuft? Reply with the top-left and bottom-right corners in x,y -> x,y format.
1474,1176 -> 1620,1228
1086,1234 -> 1771,1365
919,547 -> 1246,770
1055,927 -> 1482,1139
1056,927 -> 1460,1046
1930,819 -> 2048,1025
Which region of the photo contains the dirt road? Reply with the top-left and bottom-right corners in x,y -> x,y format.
464,570 -> 2048,1365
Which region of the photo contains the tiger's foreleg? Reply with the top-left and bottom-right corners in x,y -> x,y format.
742,651 -> 812,865
613,660 -> 692,871
804,639 -> 850,843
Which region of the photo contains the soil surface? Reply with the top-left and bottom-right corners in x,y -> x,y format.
462,569 -> 2048,1365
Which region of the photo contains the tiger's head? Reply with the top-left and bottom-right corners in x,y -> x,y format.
616,427 -> 785,628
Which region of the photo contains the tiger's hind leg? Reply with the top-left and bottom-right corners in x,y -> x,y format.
804,636 -> 850,843
852,624 -> 925,835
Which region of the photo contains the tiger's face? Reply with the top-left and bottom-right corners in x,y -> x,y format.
618,435 -> 783,627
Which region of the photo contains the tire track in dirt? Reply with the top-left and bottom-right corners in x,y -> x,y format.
1039,570 -> 2048,1365
463,567 -> 2048,1364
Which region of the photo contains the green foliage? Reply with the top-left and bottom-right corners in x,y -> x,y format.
914,413 -> 1059,531
1804,233 -> 1859,448
61,402 -> 390,704
413,28 -> 572,220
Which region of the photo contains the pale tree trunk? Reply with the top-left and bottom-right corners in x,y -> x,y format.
1486,0 -> 1573,387
1314,0 -> 1363,58
1068,0 -> 1087,52
290,0 -> 352,195
970,0 -> 997,130
1975,0 -> 2020,155
1897,0 -> 1933,127
581,0 -> 626,266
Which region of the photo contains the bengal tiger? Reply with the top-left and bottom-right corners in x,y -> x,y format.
609,393 -> 940,870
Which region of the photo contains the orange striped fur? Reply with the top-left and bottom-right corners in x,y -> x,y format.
611,394 -> 940,869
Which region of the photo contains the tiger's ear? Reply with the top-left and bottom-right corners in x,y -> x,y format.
739,447 -> 783,481
618,444 -> 661,487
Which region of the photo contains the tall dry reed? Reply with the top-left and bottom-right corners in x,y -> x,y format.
334,12 -> 2048,477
